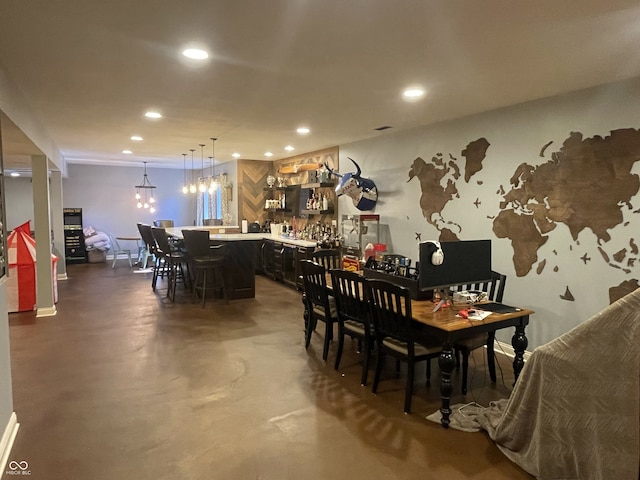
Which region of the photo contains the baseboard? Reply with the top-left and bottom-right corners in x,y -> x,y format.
493,340 -> 532,362
57,273 -> 68,281
36,306 -> 57,317
0,413 -> 19,473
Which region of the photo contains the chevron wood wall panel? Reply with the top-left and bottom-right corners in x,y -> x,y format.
237,160 -> 272,224
237,147 -> 339,229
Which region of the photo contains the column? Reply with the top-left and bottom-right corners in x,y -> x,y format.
31,155 -> 56,317
49,170 -> 67,279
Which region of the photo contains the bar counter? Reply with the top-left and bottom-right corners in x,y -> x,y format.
166,226 -> 316,299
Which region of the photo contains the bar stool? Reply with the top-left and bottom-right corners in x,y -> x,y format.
151,227 -> 189,301
182,229 -> 228,308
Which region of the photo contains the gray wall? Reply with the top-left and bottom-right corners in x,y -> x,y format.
340,76 -> 640,349
62,164 -> 195,236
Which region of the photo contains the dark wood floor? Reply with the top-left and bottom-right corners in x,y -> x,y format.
5,262 -> 532,479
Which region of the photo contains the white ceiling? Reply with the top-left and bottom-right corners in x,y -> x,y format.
1,0 -> 640,171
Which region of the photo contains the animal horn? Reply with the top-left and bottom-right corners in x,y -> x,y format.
348,157 -> 362,177
324,162 -> 342,178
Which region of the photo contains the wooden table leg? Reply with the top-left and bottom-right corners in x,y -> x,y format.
511,321 -> 529,384
438,342 -> 456,428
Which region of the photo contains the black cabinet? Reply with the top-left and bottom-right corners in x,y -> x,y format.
63,208 -> 86,264
260,239 -> 314,290
261,239 -> 275,279
273,241 -> 284,281
295,246 -> 314,290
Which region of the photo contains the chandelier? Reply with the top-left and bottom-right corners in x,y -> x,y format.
135,162 -> 156,213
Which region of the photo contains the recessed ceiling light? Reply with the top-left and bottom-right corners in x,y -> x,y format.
144,111 -> 162,119
232,152 -> 241,158
122,149 -> 133,154
10,172 -> 20,177
284,145 -> 295,152
182,48 -> 209,60
130,135 -> 143,141
402,87 -> 426,100
296,127 -> 310,135
264,152 -> 274,157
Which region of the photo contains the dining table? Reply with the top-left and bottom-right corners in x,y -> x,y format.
320,271 -> 534,428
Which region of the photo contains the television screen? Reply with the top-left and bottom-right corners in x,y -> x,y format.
63,215 -> 81,226
418,240 -> 492,291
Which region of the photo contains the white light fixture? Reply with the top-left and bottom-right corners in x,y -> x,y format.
402,86 -> 426,100
232,152 -> 240,158
134,162 -> 157,212
296,127 -> 310,135
130,135 -> 143,141
264,151 -> 273,157
122,149 -> 133,154
144,111 -> 162,119
10,172 -> 20,177
284,145 -> 294,152
182,48 -> 209,60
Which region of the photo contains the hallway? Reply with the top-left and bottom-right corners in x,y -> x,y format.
5,263 -> 531,479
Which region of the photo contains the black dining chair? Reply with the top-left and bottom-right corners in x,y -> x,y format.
181,229 -> 228,308
151,227 -> 189,301
330,268 -> 373,386
366,278 -> 442,414
137,223 -> 162,288
452,270 -> 507,394
311,249 -> 341,271
300,259 -> 337,361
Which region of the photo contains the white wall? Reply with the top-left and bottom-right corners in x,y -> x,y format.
340,76 -> 640,349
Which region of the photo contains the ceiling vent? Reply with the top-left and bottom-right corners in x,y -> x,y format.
374,125 -> 392,131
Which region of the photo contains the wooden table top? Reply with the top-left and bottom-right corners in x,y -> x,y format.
323,271 -> 534,334
410,300 -> 534,333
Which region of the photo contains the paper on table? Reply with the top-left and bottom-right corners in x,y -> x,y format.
467,310 -> 492,321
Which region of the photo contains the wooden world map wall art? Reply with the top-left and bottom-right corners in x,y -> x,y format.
407,128 -> 640,305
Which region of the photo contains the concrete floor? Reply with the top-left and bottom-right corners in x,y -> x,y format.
5,262 -> 532,479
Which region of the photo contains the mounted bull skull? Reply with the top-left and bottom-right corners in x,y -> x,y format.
325,157 -> 378,211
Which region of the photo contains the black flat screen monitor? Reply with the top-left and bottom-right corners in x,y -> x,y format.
419,240 -> 492,291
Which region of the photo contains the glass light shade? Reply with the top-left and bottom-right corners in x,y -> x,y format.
189,184 -> 197,194
143,202 -> 149,209
137,202 -> 142,208
149,206 -> 156,213
135,192 -> 141,200
198,181 -> 207,193
149,196 -> 155,203
182,185 -> 188,194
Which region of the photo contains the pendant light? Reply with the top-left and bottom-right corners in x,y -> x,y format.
209,137 -> 218,192
181,153 -> 188,194
198,144 -> 207,193
189,149 -> 197,193
134,162 -> 157,213
207,156 -> 215,194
